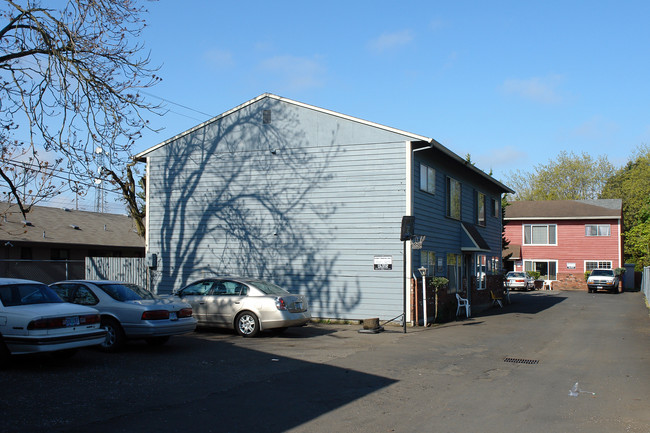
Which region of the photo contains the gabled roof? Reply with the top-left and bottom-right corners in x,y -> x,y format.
135,93 -> 513,194
0,203 -> 144,248
505,199 -> 622,221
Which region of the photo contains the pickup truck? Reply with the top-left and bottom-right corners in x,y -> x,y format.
586,269 -> 620,293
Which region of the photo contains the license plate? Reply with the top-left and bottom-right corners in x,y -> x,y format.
597,286 -> 603,289
170,311 -> 178,321
64,316 -> 80,327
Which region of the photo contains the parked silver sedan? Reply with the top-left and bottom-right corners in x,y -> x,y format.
174,277 -> 310,337
50,280 -> 197,352
505,271 -> 535,291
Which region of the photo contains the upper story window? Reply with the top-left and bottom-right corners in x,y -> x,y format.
585,224 -> 610,237
492,198 -> 499,218
420,164 -> 436,194
523,224 -> 557,245
476,192 -> 486,226
446,177 -> 461,220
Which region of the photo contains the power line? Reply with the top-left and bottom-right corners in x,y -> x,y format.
140,90 -> 215,119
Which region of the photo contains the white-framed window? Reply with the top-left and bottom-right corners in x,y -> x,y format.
476,192 -> 486,226
585,261 -> 612,271
446,253 -> 462,293
420,250 -> 436,276
476,254 -> 487,289
585,224 -> 610,237
420,164 -> 436,194
523,224 -> 557,245
490,256 -> 500,274
446,177 -> 461,220
524,260 -> 558,280
492,198 -> 499,218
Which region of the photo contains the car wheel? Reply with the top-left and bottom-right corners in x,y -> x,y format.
236,312 -> 260,337
100,317 -> 125,352
146,336 -> 170,346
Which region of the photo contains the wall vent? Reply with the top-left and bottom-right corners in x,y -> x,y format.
263,109 -> 271,124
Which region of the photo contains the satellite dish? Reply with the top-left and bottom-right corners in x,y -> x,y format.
95,147 -> 103,154
94,179 -> 102,185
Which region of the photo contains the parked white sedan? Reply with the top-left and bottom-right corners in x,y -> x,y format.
50,280 -> 197,352
175,277 -> 310,337
505,271 -> 535,291
0,278 -> 106,366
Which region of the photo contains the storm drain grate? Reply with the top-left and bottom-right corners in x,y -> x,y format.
504,357 -> 539,365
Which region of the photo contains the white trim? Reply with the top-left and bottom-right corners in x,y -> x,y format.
144,156 -> 150,253
405,141 -> 413,323
523,259 -> 559,280
522,223 -> 558,246
584,260 -> 613,271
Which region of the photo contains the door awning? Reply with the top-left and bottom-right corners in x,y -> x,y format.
460,222 -> 491,252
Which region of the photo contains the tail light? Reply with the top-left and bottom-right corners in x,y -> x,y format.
141,310 -> 170,320
27,313 -> 99,330
275,297 -> 287,311
178,308 -> 193,318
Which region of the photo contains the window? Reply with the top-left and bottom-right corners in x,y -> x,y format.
490,256 -> 500,274
420,250 -> 436,276
492,198 -> 499,218
446,177 -> 461,220
585,224 -> 610,237
476,254 -> 487,289
419,164 -> 436,194
446,253 -> 462,293
585,261 -> 612,271
524,260 -> 557,280
523,224 -> 557,245
477,192 -> 486,226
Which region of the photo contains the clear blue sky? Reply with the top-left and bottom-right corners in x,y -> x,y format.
114,0 -> 647,207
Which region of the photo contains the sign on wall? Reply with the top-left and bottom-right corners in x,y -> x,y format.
374,255 -> 393,270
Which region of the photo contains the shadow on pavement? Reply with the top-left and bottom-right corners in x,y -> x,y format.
1,331 -> 397,433
481,291 -> 567,316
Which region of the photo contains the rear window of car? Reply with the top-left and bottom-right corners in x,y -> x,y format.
508,272 -> 525,278
96,283 -> 157,301
0,284 -> 63,307
250,280 -> 290,295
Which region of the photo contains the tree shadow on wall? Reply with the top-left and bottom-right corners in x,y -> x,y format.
151,98 -> 362,317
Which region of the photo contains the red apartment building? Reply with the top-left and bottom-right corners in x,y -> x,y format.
503,199 -> 623,290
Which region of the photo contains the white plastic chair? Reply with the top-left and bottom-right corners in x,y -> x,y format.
456,293 -> 470,318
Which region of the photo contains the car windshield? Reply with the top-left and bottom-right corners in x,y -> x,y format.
96,283 -> 158,301
590,269 -> 614,277
250,280 -> 290,295
507,272 -> 526,278
0,283 -> 63,307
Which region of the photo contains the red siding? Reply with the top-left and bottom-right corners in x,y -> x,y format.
504,218 -> 622,289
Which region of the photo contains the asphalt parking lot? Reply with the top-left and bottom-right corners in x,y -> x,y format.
2,290 -> 649,433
